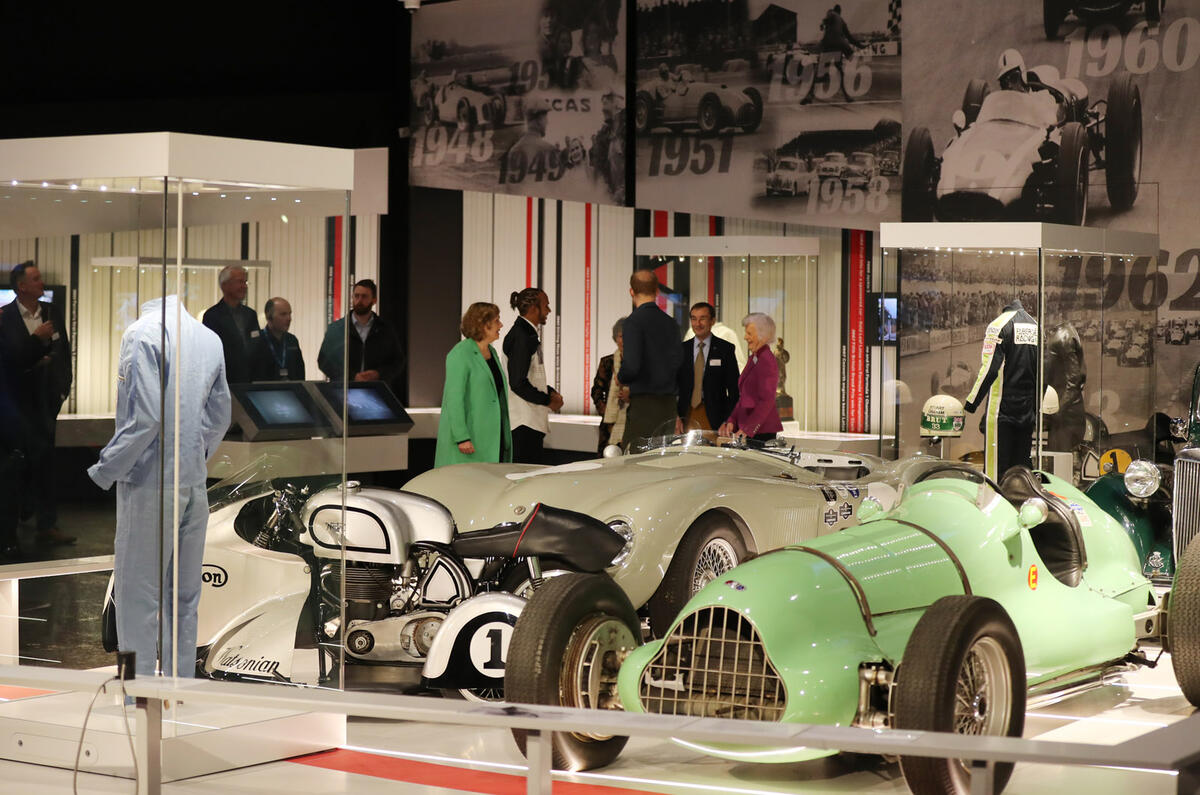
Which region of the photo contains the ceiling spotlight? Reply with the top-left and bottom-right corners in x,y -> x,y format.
244,195 -> 251,200
281,214 -> 289,224
220,193 -> 226,198
99,185 -> 107,192
70,184 -> 78,190
192,191 -> 199,196
41,181 -> 48,187
8,180 -> 15,186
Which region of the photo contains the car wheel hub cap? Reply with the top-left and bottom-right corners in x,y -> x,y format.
563,615 -> 636,742
693,538 -> 739,594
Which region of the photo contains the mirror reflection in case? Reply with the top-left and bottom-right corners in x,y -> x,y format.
316,381 -> 414,436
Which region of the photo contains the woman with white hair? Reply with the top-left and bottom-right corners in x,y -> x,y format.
719,312 -> 783,442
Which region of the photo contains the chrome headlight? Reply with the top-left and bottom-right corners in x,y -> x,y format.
1124,459 -> 1161,499
607,519 -> 635,568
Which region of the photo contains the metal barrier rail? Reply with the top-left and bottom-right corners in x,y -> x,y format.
1,664 -> 1198,795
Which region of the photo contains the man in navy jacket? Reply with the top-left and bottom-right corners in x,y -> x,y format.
676,302 -> 739,433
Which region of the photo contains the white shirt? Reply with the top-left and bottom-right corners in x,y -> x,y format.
692,335 -> 710,365
353,312 -> 374,343
18,300 -> 41,335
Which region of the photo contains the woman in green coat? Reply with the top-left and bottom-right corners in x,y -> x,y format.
435,302 -> 513,467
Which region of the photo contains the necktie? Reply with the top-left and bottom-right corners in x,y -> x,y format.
691,340 -> 704,408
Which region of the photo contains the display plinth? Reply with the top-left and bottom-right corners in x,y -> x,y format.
0,687 -> 343,782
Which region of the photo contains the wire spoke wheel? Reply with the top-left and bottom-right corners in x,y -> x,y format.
893,596 -> 1024,795
691,538 -> 738,594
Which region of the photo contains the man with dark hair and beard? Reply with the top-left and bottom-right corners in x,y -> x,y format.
317,279 -> 404,395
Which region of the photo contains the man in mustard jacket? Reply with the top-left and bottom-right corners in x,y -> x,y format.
435,302 -> 513,467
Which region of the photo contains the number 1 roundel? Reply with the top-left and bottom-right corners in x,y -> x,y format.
468,621 -> 514,676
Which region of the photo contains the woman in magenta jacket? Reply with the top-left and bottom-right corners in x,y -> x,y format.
719,312 -> 783,443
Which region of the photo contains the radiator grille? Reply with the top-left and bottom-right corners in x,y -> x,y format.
1175,460 -> 1200,565
638,605 -> 785,721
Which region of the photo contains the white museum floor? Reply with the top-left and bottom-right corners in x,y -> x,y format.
0,654 -> 1189,795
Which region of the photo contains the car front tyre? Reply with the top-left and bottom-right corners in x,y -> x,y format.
1105,73 -> 1142,211
901,126 -> 937,222
1169,535 -> 1200,705
1055,121 -> 1089,225
1044,0 -> 1067,39
892,595 -> 1025,795
698,95 -> 724,136
507,573 -> 640,771
647,513 -> 748,636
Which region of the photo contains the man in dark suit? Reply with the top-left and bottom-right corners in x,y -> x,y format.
201,264 -> 259,385
1,262 -> 75,547
676,302 -> 739,433
317,279 -> 404,394
248,297 -> 305,381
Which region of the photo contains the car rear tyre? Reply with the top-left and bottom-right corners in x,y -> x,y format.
1043,0 -> 1067,39
1169,534 -> 1200,705
508,573 -> 640,771
1146,0 -> 1162,23
647,513 -> 748,636
698,94 -> 724,135
742,87 -> 764,133
1104,73 -> 1142,211
961,79 -> 989,126
901,126 -> 937,222
421,97 -> 438,128
1055,121 -> 1089,225
456,98 -> 477,132
892,595 -> 1025,795
634,91 -> 656,135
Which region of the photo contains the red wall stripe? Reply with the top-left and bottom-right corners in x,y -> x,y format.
525,196 -> 534,288
652,210 -> 668,237
584,204 -> 593,413
291,749 -> 660,795
847,230 -> 867,433
333,215 -> 344,321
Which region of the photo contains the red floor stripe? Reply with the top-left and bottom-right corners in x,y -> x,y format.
292,748 -> 662,794
0,686 -> 55,700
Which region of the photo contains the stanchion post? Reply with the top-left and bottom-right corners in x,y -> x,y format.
525,729 -> 552,795
135,696 -> 162,795
970,758 -> 995,795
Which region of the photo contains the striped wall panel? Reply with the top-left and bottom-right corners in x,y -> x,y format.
257,215 -> 329,377
460,193 -> 635,415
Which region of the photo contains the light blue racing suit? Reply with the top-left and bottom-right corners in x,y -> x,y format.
88,296 -> 230,678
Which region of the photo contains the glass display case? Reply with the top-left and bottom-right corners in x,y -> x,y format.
0,133 -> 355,779
880,222 -> 1161,486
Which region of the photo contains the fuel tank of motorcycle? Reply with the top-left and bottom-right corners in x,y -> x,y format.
300,483 -> 456,565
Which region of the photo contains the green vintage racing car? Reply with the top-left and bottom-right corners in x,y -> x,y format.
506,462 -> 1200,794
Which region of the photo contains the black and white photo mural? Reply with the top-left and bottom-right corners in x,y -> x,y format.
410,0 -> 628,205
634,0 -> 902,228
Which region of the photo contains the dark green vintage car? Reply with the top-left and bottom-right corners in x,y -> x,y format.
505,462 -> 1200,795
1085,362 -> 1200,583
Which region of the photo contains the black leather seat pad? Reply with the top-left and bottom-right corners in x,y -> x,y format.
450,503 -> 625,572
999,466 -> 1086,587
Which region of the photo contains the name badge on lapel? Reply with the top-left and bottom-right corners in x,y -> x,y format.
709,358 -> 720,366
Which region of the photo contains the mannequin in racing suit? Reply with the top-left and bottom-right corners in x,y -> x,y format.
1044,321 -> 1086,454
964,299 -> 1039,480
88,296 -> 230,678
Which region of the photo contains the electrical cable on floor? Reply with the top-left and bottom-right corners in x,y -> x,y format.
72,676 -> 116,794
72,675 -> 139,794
